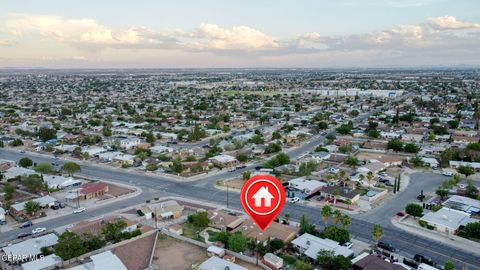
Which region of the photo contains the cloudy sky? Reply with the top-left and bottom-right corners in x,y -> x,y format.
0,0 -> 479,68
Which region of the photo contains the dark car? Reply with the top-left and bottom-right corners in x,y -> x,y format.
59,202 -> 66,208
17,232 -> 32,239
0,220 -> 6,225
377,241 -> 396,252
51,204 -> 60,210
19,220 -> 33,228
414,254 -> 435,266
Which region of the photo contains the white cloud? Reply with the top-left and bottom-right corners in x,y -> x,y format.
428,16 -> 480,30
0,13 -> 479,66
184,23 -> 279,51
0,39 -> 16,46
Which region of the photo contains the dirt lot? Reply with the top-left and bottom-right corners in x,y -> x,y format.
152,236 -> 207,270
152,235 -> 263,270
106,183 -> 135,197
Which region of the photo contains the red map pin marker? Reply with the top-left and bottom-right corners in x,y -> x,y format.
240,174 -> 286,231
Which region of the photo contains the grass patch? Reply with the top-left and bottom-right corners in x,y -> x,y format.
278,253 -> 297,265
182,223 -> 203,241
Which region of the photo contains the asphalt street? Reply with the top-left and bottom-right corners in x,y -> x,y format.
1,149 -> 479,269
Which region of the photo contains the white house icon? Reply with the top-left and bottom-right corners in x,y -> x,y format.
251,186 -> 275,207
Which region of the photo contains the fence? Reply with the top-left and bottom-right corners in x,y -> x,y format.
160,229 -> 271,269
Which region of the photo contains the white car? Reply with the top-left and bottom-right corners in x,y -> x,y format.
32,227 -> 46,234
73,207 -> 86,214
289,197 -> 300,203
328,167 -> 340,174
442,171 -> 453,176
342,242 -> 353,249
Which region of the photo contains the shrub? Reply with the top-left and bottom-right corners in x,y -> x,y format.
419,220 -> 428,228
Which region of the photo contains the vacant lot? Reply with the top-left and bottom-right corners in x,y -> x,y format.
152,236 -> 207,270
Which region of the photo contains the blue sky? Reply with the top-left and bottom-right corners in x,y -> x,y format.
0,0 -> 479,67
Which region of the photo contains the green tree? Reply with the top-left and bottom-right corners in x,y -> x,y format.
321,225 -> 350,244
341,214 -> 351,228
10,139 -> 23,147
38,127 -> 57,142
82,232 -> 106,252
458,165 -> 475,178
242,171 -> 251,181
436,189 -> 449,201
228,232 -> 247,252
463,222 -> 480,239
465,180 -> 479,199
444,261 -> 456,270
409,156 -> 424,167
272,131 -> 282,140
54,231 -> 87,260
372,224 -> 383,243
146,131 -> 156,145
265,142 -> 282,154
101,220 -> 127,243
387,139 -> 404,151
61,162 -> 81,176
24,200 -> 41,215
34,162 -> 54,174
172,158 -> 183,174
4,182 -> 15,201
447,120 -> 459,129
332,209 -> 342,225
18,157 -> 33,168
405,203 -> 423,219
404,143 -> 419,153
345,156 -> 359,167
321,205 -> 333,225
250,134 -> 265,144
146,164 -> 158,171
294,260 -> 313,270
188,212 -> 209,228
24,174 -> 45,193
299,215 -> 316,235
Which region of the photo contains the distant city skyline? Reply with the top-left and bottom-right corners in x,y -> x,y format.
0,0 -> 479,68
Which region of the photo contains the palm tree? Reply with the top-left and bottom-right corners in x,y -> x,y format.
331,189 -> 340,204
358,174 -> 365,185
344,199 -> 352,210
332,209 -> 342,225
284,213 -> 290,224
372,224 -> 383,243
341,215 -> 351,229
366,171 -> 374,185
321,205 -> 332,226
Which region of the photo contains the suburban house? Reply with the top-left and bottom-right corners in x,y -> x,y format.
80,182 -> 109,200
149,200 -> 184,220
288,177 -> 327,196
68,251 -> 128,270
10,195 -> 57,217
69,216 -> 139,235
120,137 -> 141,150
198,256 -> 247,270
232,219 -> 297,244
208,154 -> 238,168
208,210 -> 243,231
420,207 -> 475,234
2,233 -> 58,263
3,166 -> 36,180
449,161 -> 480,172
443,195 -> 480,215
321,186 -> 361,204
352,253 -> 407,270
43,175 -> 82,189
291,233 -> 354,261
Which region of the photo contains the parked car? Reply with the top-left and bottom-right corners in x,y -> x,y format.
32,227 -> 46,234
289,197 -> 300,203
342,242 -> 353,249
442,171 -> 453,176
17,232 -> 32,239
0,220 -> 6,225
20,149 -> 26,153
59,202 -> 66,208
73,207 -> 86,214
51,204 -> 60,210
328,167 -> 340,174
377,241 -> 396,252
414,254 -> 435,266
19,221 -> 33,229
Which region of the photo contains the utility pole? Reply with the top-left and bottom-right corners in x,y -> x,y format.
226,183 -> 229,209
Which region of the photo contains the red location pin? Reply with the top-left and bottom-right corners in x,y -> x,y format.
240,174 -> 286,231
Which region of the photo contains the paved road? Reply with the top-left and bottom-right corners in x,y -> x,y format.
1,149 -> 479,269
